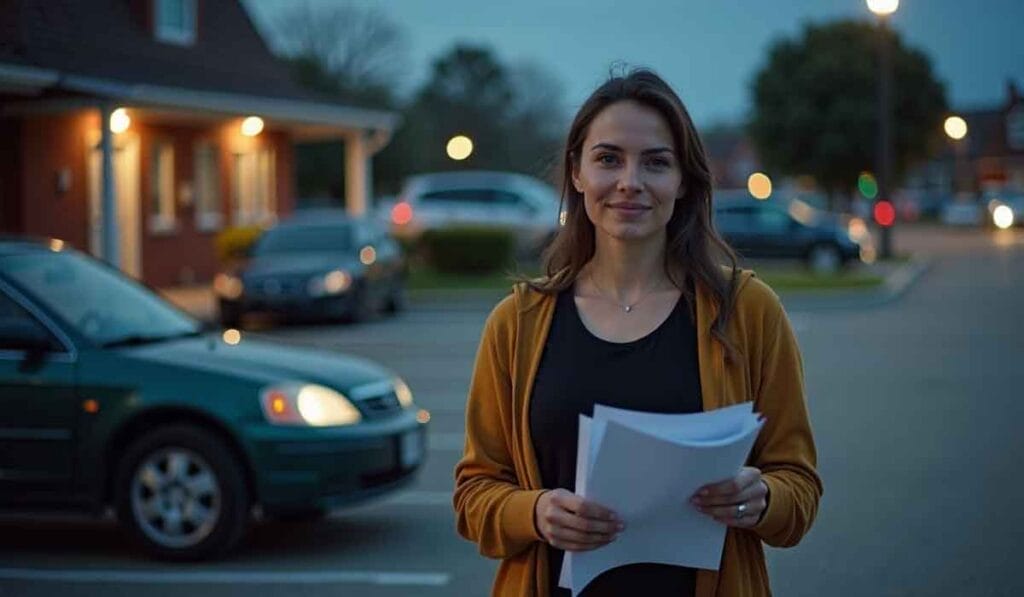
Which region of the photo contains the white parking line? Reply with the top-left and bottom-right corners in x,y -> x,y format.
0,568 -> 450,586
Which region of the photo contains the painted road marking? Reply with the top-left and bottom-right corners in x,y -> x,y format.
0,568 -> 450,586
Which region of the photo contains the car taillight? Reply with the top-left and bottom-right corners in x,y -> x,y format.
392,201 -> 413,226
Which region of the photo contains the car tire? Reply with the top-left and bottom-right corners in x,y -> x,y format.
115,425 -> 250,561
219,302 -> 243,329
807,243 -> 842,274
384,281 -> 406,314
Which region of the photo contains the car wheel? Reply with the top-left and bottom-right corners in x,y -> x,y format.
384,281 -> 406,314
807,243 -> 842,274
219,302 -> 243,329
115,425 -> 250,561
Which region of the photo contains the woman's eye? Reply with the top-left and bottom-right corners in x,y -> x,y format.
597,154 -> 618,165
647,157 -> 670,168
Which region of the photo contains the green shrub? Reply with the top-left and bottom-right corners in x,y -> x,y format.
421,226 -> 516,274
215,225 -> 263,264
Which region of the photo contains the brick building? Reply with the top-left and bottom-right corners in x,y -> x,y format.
0,0 -> 396,285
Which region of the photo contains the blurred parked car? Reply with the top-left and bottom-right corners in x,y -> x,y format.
714,191 -> 870,273
940,199 -> 984,227
215,211 -> 405,328
983,192 -> 1024,228
378,170 -> 563,255
0,237 -> 427,559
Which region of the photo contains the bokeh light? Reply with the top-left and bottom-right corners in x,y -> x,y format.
992,205 -> 1014,230
241,116 -> 264,137
446,135 -> 473,160
747,172 -> 772,200
944,116 -> 968,141
858,173 -> 879,199
222,329 -> 242,345
874,200 -> 896,227
109,108 -> 130,134
866,0 -> 899,16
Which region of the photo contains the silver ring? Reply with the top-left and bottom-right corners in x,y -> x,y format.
735,503 -> 748,519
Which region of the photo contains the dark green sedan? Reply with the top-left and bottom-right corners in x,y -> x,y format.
0,237 -> 428,560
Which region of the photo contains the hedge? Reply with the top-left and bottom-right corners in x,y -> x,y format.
420,225 -> 516,274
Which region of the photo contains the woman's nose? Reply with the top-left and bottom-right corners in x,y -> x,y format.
617,162 -> 643,195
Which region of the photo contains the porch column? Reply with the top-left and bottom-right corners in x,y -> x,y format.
99,103 -> 120,269
344,131 -> 371,217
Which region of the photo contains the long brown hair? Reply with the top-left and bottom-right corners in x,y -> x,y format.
528,68 -> 741,360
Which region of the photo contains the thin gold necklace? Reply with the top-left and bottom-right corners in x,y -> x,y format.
588,273 -> 662,314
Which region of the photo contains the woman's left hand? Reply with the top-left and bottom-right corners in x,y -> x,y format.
690,466 -> 769,529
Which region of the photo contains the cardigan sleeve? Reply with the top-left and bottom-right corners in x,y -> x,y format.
750,300 -> 824,547
453,300 -> 546,559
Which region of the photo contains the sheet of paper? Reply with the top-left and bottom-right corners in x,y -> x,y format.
594,402 -> 755,444
557,415 -> 591,589
559,405 -> 764,595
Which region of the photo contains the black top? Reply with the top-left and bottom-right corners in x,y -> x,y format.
529,287 -> 703,597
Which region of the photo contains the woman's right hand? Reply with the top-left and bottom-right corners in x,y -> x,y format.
534,489 -> 623,552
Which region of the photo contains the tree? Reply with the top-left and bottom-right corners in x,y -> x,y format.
266,3 -> 410,201
374,44 -> 566,192
748,20 -> 947,209
269,2 -> 408,107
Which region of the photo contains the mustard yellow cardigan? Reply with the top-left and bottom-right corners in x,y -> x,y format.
454,271 -> 822,596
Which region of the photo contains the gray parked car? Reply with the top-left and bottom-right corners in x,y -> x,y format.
378,171 -> 563,255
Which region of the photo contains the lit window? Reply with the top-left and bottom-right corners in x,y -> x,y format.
195,142 -> 222,231
150,140 -> 176,233
155,0 -> 196,46
233,148 -> 277,226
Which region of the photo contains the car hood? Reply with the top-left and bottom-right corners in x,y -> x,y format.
123,334 -> 392,393
242,253 -> 361,278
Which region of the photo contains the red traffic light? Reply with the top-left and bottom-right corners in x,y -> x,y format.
874,200 -> 896,227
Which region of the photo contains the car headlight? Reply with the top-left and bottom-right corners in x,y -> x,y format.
992,204 -> 1014,230
394,377 -> 414,409
214,273 -> 244,299
307,270 -> 352,297
260,382 -> 362,426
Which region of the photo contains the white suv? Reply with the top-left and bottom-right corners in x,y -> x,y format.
378,171 -> 563,255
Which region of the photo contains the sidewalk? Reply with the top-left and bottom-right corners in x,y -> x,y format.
160,257 -> 930,323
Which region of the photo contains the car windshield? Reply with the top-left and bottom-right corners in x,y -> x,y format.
0,251 -> 200,346
252,224 -> 353,255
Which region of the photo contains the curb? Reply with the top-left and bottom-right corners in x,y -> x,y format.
776,257 -> 932,312
163,258 -> 934,320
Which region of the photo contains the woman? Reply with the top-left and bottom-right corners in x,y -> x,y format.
454,69 -> 822,596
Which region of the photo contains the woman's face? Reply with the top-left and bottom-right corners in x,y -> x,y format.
572,100 -> 683,245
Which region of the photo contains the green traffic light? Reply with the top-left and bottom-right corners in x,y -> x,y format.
858,173 -> 878,199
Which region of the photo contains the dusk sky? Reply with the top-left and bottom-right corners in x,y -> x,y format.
244,0 -> 1024,127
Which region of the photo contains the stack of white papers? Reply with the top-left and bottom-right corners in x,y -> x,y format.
558,403 -> 764,595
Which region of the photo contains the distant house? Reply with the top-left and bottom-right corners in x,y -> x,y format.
0,0 -> 397,286
960,80 -> 1024,193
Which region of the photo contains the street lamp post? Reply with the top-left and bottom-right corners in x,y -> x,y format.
868,0 -> 898,259
944,115 -> 969,196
